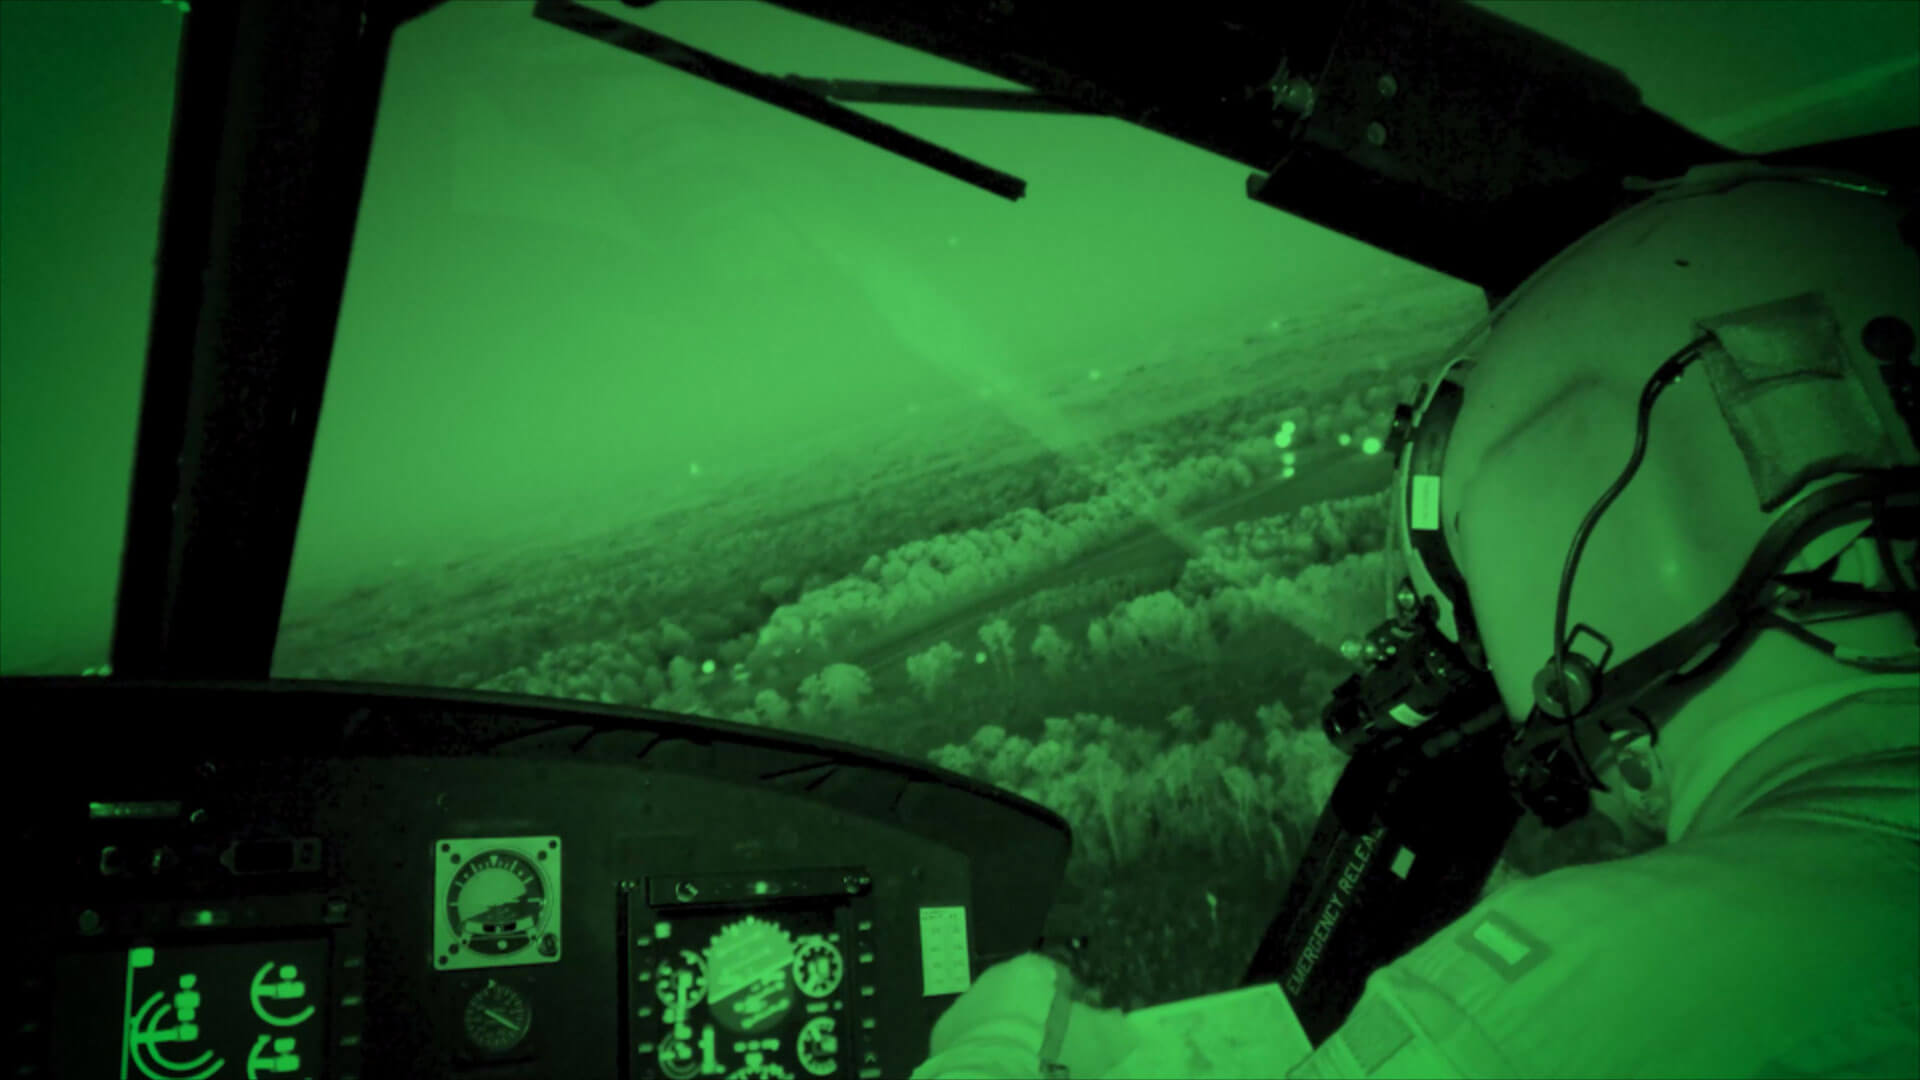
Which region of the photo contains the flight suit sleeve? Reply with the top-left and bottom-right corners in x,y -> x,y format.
909,953 -> 1139,1079
1284,887 -> 1557,1078
1282,971 -> 1481,1079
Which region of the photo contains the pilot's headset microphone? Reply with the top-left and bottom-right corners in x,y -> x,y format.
1334,159 -> 1920,831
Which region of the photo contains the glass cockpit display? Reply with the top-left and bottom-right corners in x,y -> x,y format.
54,936 -> 331,1080
633,905 -> 852,1080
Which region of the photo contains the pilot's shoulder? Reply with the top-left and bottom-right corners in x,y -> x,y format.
1289,822 -> 1918,1079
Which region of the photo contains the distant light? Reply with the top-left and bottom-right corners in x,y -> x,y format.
1281,420 -> 1296,433
1281,452 -> 1296,467
1337,433 -> 1352,447
700,659 -> 716,675
975,651 -> 987,664
1273,430 -> 1292,449
1088,370 -> 1102,381
1282,467 -> 1296,479
689,462 -> 703,477
1361,436 -> 1384,455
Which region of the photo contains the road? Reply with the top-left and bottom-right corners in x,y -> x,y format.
850,449 -> 1396,675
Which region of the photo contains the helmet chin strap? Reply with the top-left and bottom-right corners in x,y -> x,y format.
1566,566 -> 1913,813
1770,522 -> 1920,658
1601,729 -> 1669,842
1552,554 -> 1915,833
1611,730 -> 1658,792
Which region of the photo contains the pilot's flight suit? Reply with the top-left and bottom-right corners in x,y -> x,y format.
910,674 -> 1920,1079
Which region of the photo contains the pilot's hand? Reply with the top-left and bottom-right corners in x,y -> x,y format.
909,954 -> 1137,1079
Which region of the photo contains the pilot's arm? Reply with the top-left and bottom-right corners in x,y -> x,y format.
913,779 -> 1917,1080
1285,777 -> 1919,1079
907,953 -> 1140,1079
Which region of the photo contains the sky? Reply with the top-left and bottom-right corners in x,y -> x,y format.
1,0 -> 1915,675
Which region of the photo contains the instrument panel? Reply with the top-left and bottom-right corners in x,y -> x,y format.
6,679 -> 1072,1080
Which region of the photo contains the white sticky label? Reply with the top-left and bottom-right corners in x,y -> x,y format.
1387,702 -> 1430,727
919,906 -> 972,996
1471,918 -> 1532,966
1410,475 -> 1441,532
1390,846 -> 1416,879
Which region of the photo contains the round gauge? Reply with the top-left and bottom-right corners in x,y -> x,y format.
792,938 -> 843,998
657,1036 -> 699,1080
655,948 -> 708,1013
463,979 -> 532,1053
446,848 -> 550,956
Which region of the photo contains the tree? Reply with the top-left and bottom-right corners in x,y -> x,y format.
658,620 -> 695,656
1255,699 -> 1293,732
717,634 -> 754,667
985,734 -> 1035,787
978,618 -> 1015,673
906,641 -> 964,702
610,672 -> 646,706
1087,620 -> 1111,663
758,609 -> 807,650
1030,624 -> 1073,678
1023,739 -> 1071,778
969,724 -> 1008,755
1201,720 -> 1249,768
815,663 -> 872,714
754,689 -> 792,727
949,563 -> 985,596
666,656 -> 700,696
1107,609 -> 1147,660
651,661 -> 708,715
795,675 -> 826,722
885,582 -> 934,622
1313,501 -> 1353,562
907,564 -> 945,599
1120,591 -> 1212,659
625,626 -> 660,657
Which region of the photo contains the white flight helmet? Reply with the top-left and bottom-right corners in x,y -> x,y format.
1381,158 -> 1920,827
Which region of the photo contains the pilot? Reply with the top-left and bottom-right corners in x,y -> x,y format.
908,157 -> 1920,1078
